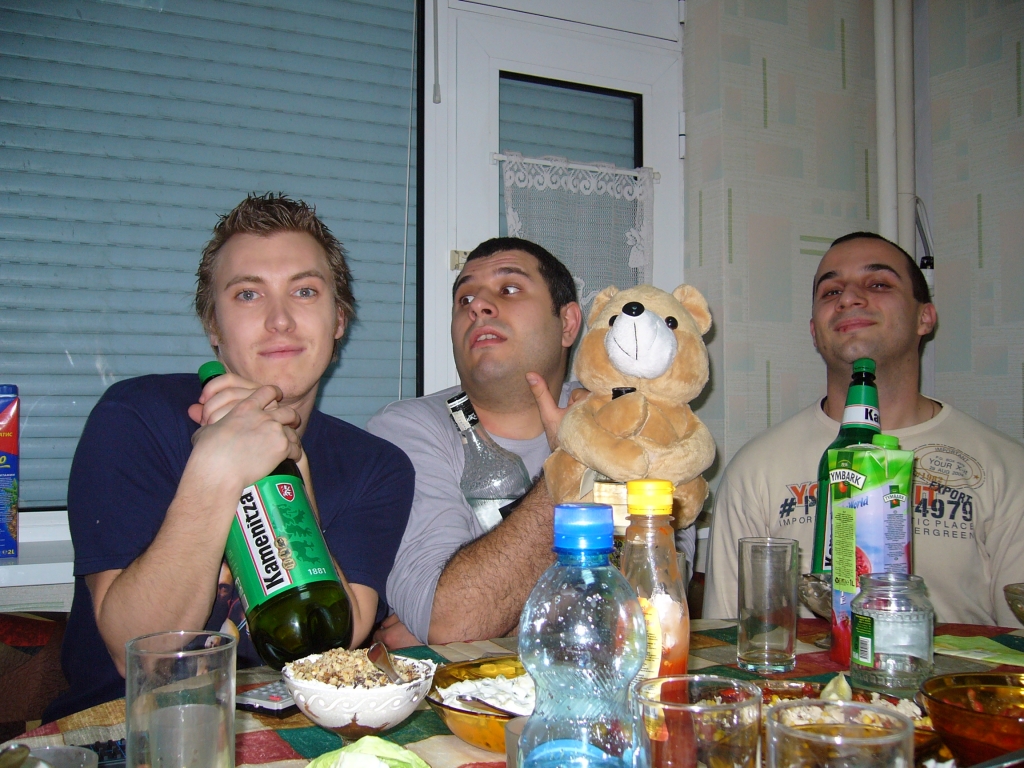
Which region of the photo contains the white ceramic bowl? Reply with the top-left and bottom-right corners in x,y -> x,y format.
283,654 -> 436,738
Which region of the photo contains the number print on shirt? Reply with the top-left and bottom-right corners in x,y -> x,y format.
911,444 -> 981,542
778,482 -> 818,526
914,482 -> 975,539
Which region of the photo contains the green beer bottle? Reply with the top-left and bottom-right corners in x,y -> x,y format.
810,358 -> 880,575
198,361 -> 352,668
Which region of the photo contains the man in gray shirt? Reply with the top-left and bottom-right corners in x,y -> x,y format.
367,237 -> 583,647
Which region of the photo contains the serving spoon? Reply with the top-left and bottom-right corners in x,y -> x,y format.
367,641 -> 405,684
455,694 -> 520,718
0,744 -> 29,768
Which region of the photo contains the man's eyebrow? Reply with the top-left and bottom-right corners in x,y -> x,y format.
224,274 -> 265,290
452,265 -> 533,297
223,270 -> 328,291
289,269 -> 329,283
493,265 -> 533,280
453,272 -> 473,296
862,263 -> 902,280
813,262 -> 902,295
813,270 -> 838,295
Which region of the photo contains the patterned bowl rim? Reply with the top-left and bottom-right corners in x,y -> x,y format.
283,654 -> 436,695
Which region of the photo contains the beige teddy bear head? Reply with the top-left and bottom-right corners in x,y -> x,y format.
574,283 -> 712,403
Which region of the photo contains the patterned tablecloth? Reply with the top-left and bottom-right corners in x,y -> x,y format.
9,619 -> 1024,767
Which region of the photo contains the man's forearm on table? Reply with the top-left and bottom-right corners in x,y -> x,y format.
427,481 -> 556,644
91,481 -> 238,674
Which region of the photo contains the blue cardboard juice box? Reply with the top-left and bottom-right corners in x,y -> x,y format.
0,385 -> 19,559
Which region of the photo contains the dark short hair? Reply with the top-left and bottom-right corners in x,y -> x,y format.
456,237 -> 578,316
828,231 -> 931,304
196,193 -> 355,342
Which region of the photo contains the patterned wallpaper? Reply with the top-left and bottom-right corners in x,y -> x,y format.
684,0 -> 1023,506
923,0 -> 1024,441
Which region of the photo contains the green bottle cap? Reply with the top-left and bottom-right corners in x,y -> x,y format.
853,358 -> 875,374
198,360 -> 226,384
872,433 -> 899,449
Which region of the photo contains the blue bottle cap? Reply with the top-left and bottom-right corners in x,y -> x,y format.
553,503 -> 614,552
0,385 -> 17,396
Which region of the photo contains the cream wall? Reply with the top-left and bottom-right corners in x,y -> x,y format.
920,0 -> 1024,440
684,0 -> 1024,534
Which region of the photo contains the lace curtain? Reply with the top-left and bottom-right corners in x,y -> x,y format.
498,151 -> 655,318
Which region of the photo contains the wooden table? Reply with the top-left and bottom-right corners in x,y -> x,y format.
7,620 -> 1024,767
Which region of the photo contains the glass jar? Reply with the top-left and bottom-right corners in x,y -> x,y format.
850,573 -> 934,695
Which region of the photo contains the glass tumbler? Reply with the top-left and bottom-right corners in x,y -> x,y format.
766,699 -> 913,767
632,675 -> 762,768
737,537 -> 799,673
126,630 -> 237,768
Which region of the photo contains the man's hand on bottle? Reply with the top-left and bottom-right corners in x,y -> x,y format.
189,372 -> 288,427
188,381 -> 303,491
526,372 -> 589,451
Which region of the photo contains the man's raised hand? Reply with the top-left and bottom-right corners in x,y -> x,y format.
526,373 -> 589,451
188,371 -> 285,427
189,385 -> 303,493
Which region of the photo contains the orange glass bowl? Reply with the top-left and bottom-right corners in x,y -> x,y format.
425,656 -> 526,753
918,672 -> 1024,765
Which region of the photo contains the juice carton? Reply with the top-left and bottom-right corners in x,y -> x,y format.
0,386 -> 19,559
828,433 -> 914,666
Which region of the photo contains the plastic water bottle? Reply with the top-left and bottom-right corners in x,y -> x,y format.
517,503 -> 648,768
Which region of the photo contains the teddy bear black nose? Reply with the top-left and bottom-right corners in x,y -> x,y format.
622,301 -> 645,317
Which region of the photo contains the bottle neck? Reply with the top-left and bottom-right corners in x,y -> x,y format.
837,423 -> 880,439
272,459 -> 301,477
839,377 -> 880,435
555,549 -> 611,567
200,366 -> 304,477
843,382 -> 879,409
626,513 -> 674,534
447,391 -> 480,436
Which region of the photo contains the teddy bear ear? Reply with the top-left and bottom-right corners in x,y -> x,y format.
673,284 -> 712,335
588,285 -> 620,326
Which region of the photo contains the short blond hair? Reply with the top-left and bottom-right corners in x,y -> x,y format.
195,193 -> 355,343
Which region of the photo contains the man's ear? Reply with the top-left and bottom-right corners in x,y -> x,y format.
809,318 -> 818,351
918,302 -> 937,338
207,320 -> 220,352
335,308 -> 347,340
560,302 -> 583,349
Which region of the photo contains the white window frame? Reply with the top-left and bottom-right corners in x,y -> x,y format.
422,2 -> 683,393
456,0 -> 680,42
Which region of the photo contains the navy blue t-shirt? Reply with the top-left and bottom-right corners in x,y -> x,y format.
46,374 -> 414,721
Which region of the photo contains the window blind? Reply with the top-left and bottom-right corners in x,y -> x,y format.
0,0 -> 418,507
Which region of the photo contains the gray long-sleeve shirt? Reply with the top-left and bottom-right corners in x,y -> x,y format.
366,385 -> 557,642
367,382 -> 697,642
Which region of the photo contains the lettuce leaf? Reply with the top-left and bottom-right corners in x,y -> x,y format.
305,736 -> 430,768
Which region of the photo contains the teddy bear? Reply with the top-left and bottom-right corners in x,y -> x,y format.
543,283 -> 716,529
